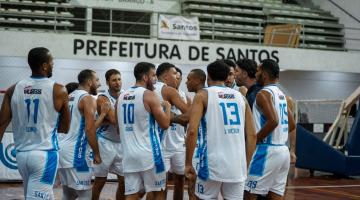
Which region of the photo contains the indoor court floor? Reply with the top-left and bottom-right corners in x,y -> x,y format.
0,166 -> 359,200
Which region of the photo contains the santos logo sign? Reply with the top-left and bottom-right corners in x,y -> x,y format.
0,143 -> 17,170
158,14 -> 200,41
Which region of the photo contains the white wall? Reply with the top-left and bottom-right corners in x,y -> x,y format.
311,0 -> 360,51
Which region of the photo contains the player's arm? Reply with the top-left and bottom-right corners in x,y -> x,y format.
185,90 -> 206,180
94,102 -> 110,129
53,83 -> 71,134
255,90 -> 279,143
239,86 -> 248,96
97,95 -> 116,124
145,90 -> 171,129
163,86 -> 189,113
81,96 -> 101,164
244,101 -> 257,169
171,94 -> 194,126
0,85 -> 15,142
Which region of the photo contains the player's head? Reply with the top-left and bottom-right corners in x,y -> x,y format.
156,62 -> 178,88
175,67 -> 183,90
256,59 -> 279,86
65,82 -> 79,94
134,62 -> 156,91
105,69 -> 122,93
28,47 -> 53,78
207,60 -> 229,85
186,69 -> 206,93
223,59 -> 236,87
235,58 -> 257,86
78,69 -> 100,95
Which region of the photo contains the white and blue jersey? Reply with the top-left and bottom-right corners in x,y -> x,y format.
58,89 -> 91,171
117,86 -> 164,173
96,90 -> 120,143
252,84 -> 289,145
11,77 -> 59,199
245,84 -> 290,196
196,86 -> 247,182
11,77 -> 59,152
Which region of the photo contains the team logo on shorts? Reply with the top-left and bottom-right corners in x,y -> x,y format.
0,143 -> 17,170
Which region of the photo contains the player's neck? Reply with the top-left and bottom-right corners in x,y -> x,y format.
208,80 -> 225,87
245,78 -> 256,89
31,72 -> 47,78
78,85 -> 90,93
108,89 -> 120,98
134,81 -> 146,88
263,80 -> 278,86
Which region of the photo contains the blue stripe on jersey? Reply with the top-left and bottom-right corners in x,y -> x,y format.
149,114 -> 165,173
198,117 -> 209,181
249,145 -> 268,176
51,114 -> 60,150
73,117 -> 89,172
41,151 -> 58,185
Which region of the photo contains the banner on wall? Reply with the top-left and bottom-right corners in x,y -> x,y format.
158,14 -> 200,41
0,133 -> 22,180
0,30 -> 359,73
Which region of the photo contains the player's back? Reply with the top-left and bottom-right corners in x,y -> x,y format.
118,86 -> 163,173
96,90 -> 120,142
58,89 -> 90,168
11,77 -> 58,152
253,84 -> 289,145
197,86 -> 247,182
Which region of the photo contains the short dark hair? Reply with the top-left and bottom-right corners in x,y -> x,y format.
65,82 -> 79,94
78,69 -> 95,84
223,59 -> 236,70
134,62 -> 155,81
28,47 -> 50,72
236,58 -> 258,79
207,60 -> 229,81
175,67 -> 182,76
156,62 -> 176,77
105,69 -> 120,81
260,59 -> 279,79
190,69 -> 206,85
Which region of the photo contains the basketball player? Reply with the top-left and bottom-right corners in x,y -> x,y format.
184,69 -> 206,200
153,63 -> 189,198
58,69 -> 102,200
185,60 -> 257,199
224,59 -> 247,95
0,47 -> 71,199
92,69 -> 125,200
116,62 -> 171,200
244,59 -> 296,200
234,59 -> 262,110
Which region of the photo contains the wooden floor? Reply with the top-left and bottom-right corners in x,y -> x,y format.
0,167 -> 359,200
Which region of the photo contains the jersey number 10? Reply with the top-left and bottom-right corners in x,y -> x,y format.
122,103 -> 135,124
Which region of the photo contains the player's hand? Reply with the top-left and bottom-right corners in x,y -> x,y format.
161,100 -> 171,110
185,165 -> 196,181
290,151 -> 297,164
101,102 -> 111,114
93,153 -> 102,165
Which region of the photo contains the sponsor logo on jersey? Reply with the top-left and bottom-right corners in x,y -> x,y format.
123,94 -> 135,100
24,86 -> 42,94
218,92 -> 235,99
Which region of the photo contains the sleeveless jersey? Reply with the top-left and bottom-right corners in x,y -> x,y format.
164,89 -> 187,152
58,89 -> 91,170
96,90 -> 120,142
197,86 -> 247,182
253,84 -> 289,145
11,77 -> 59,152
118,87 -> 164,173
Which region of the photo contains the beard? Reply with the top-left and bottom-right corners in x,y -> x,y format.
47,71 -> 52,78
90,86 -> 97,95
